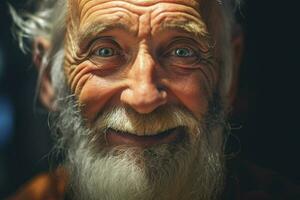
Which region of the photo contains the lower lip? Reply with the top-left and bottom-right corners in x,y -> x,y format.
106,127 -> 185,148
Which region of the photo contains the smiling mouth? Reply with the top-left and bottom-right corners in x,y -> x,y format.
106,127 -> 186,148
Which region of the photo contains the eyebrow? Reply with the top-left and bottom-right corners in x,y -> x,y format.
77,19 -> 210,48
77,21 -> 134,47
158,20 -> 210,40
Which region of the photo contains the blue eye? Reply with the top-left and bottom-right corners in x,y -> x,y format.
174,48 -> 195,57
95,48 -> 115,57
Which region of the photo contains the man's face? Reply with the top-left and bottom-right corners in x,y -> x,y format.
65,0 -> 219,126
59,0 -> 226,199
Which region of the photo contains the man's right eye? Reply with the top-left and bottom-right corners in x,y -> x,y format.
94,47 -> 116,57
89,41 -> 126,68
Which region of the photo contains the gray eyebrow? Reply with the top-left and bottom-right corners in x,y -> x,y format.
158,20 -> 209,39
78,20 -> 209,44
78,22 -> 133,45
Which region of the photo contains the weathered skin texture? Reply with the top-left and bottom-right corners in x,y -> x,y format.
64,0 -> 221,124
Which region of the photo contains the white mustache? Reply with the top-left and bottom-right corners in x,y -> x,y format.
93,105 -> 201,136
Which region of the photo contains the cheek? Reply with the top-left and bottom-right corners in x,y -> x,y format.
65,61 -> 121,121
79,78 -> 116,121
164,72 -> 210,119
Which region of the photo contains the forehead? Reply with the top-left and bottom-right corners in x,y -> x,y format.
69,0 -> 208,30
74,0 -> 201,13
66,0 -> 221,48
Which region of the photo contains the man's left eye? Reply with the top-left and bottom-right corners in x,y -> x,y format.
95,47 -> 116,57
172,48 -> 195,57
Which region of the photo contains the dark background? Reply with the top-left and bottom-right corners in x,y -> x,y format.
0,0 -> 299,198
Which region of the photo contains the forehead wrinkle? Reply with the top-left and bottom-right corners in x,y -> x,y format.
79,0 -> 146,20
150,2 -> 201,19
78,0 -> 200,8
80,7 -> 136,29
75,0 -> 204,33
77,0 -> 200,20
78,0 -> 92,18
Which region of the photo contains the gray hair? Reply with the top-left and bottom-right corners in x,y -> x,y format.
10,0 -> 242,105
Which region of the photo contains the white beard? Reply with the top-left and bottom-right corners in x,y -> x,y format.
51,95 -> 226,200
50,54 -> 226,200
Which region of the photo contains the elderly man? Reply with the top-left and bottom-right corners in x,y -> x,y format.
8,0 -> 299,200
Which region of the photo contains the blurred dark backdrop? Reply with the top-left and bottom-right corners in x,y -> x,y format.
0,0 -> 299,198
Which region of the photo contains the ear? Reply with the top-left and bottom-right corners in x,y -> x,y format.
33,37 -> 55,111
228,25 -> 244,106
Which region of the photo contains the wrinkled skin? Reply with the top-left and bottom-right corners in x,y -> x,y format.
35,1 -> 232,199
64,0 -> 222,127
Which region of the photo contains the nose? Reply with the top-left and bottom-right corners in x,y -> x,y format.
120,48 -> 167,114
